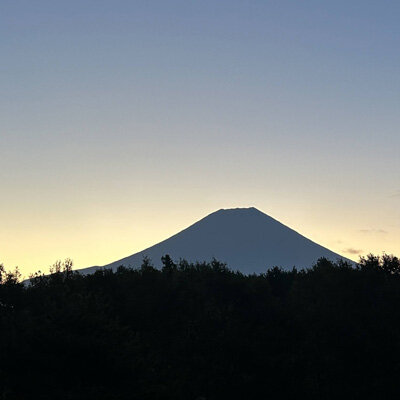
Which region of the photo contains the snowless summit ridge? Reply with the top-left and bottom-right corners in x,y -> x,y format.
79,207 -> 348,275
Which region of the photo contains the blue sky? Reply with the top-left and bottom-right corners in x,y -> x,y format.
1,1 -> 399,274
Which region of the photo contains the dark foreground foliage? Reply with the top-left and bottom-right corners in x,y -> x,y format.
1,254 -> 400,399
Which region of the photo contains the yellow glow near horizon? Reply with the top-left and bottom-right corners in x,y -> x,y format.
2,198 -> 399,278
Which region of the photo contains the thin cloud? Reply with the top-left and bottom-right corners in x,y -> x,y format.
343,248 -> 363,255
359,229 -> 388,235
390,190 -> 400,198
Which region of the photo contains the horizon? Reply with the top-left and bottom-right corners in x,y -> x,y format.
1,1 -> 399,275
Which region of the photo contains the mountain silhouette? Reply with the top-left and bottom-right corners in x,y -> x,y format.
79,207 -> 349,275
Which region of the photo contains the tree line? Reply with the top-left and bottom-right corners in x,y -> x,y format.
1,254 -> 400,399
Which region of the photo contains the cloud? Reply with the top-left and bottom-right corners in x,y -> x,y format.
343,248 -> 363,255
359,229 -> 388,235
390,190 -> 400,198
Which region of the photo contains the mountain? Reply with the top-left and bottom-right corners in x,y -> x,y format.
78,207 -> 349,275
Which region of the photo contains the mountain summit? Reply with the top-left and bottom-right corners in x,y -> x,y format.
79,207 -> 348,274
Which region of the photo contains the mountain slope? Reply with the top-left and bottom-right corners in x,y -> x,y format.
79,207 -> 349,275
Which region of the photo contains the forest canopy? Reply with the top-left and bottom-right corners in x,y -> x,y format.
1,254 -> 400,399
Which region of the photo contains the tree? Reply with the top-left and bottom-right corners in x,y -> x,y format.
161,254 -> 177,273
358,253 -> 400,274
0,264 -> 21,285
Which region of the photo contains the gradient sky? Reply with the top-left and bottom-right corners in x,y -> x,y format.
1,0 -> 399,276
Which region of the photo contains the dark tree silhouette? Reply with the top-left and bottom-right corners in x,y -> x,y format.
1,254 -> 400,399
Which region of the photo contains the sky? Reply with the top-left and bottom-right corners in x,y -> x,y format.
1,0 -> 399,276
